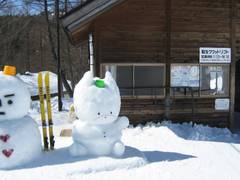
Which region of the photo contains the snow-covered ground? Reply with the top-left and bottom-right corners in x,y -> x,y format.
1,72 -> 240,180
1,116 -> 240,180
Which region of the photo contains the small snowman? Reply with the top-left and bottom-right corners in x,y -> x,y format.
0,66 -> 42,169
70,71 -> 129,157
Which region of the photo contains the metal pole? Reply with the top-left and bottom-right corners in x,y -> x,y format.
56,0 -> 63,111
88,33 -> 94,75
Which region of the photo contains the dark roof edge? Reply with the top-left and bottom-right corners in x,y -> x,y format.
60,0 -> 94,20
67,0 -> 126,31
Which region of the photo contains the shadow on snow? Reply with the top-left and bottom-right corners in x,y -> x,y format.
143,151 -> 196,163
11,146 -> 195,170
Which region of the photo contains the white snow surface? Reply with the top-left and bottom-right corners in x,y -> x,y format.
18,71 -> 70,96
1,73 -> 240,179
1,119 -> 240,180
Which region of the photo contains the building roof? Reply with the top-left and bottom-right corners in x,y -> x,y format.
61,0 -> 126,38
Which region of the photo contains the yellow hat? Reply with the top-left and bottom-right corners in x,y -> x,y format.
3,66 -> 16,76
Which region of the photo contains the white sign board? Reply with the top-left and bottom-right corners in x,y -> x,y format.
215,99 -> 230,111
171,65 -> 199,87
200,47 -> 231,63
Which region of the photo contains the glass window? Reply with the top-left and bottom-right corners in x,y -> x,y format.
135,66 -> 165,96
103,65 -> 133,96
200,65 -> 229,96
102,64 -> 165,97
116,66 -> 133,96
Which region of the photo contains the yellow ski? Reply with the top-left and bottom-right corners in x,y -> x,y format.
38,72 -> 49,151
45,72 -> 55,150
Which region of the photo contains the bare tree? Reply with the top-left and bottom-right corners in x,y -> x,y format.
0,0 -> 86,84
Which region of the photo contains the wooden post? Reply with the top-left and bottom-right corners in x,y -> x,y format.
94,25 -> 101,77
164,0 -> 172,119
56,0 -> 63,111
229,0 -> 237,131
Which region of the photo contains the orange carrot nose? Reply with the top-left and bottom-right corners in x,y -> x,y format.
3,66 -> 16,76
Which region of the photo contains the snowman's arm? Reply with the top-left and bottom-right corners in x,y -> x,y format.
115,116 -> 129,130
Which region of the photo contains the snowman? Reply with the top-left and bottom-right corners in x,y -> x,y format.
70,71 -> 129,157
0,66 -> 42,169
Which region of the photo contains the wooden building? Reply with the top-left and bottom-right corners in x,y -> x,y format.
61,0 -> 240,129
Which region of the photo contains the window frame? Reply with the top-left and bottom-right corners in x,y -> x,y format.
199,64 -> 230,98
101,63 -> 166,99
101,63 -> 230,99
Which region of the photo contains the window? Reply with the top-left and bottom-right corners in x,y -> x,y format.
200,65 -> 229,96
135,66 -> 165,96
102,64 -> 165,97
103,63 -> 230,98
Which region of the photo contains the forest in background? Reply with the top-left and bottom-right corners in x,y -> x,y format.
0,0 -> 89,86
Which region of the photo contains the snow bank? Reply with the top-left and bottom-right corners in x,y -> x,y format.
18,72 -> 71,96
160,121 -> 240,143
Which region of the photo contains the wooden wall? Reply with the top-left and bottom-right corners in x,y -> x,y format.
171,0 -> 231,63
95,0 -> 166,64
74,0 -> 239,127
236,0 -> 240,59
235,0 -> 240,112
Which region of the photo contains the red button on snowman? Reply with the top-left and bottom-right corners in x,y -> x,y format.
0,66 -> 42,169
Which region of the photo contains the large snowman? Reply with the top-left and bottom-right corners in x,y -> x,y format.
0,66 -> 42,169
70,71 -> 129,157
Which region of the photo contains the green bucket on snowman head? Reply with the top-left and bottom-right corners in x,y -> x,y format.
95,79 -> 105,88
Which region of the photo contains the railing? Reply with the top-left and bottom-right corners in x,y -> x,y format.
119,86 -> 197,98
119,86 -> 197,122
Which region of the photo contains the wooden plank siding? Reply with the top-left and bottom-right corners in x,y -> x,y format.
89,0 -> 236,127
62,0 -> 240,127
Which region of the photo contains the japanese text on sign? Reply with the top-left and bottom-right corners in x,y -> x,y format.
200,48 -> 231,63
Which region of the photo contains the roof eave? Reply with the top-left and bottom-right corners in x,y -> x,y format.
61,0 -> 126,34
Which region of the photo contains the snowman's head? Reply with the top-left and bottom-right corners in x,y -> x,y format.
74,71 -> 121,125
0,70 -> 31,121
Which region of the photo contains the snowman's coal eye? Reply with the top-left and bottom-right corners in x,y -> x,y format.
4,94 -> 15,106
8,100 -> 13,105
98,112 -> 100,115
110,111 -> 113,114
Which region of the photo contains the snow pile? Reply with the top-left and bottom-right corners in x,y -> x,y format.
18,72 -> 59,96
18,72 -> 71,96
160,121 -> 240,143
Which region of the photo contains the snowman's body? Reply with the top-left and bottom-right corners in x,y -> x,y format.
0,116 -> 41,169
70,71 -> 129,157
0,71 -> 41,169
